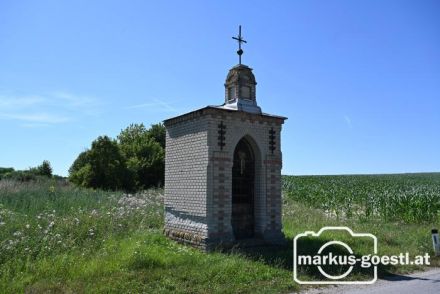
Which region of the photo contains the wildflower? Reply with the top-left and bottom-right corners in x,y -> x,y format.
25,224 -> 30,229
13,231 -> 22,237
0,222 -> 5,226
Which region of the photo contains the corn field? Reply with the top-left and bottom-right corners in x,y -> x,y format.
282,173 -> 440,223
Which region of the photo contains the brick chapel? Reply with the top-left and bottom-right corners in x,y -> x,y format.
163,27 -> 287,250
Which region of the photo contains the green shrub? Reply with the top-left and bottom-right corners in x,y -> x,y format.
148,123 -> 166,149
118,123 -> 165,189
69,136 -> 132,191
0,167 -> 14,176
69,123 -> 165,191
1,170 -> 37,182
0,161 -> 53,181
36,160 -> 53,177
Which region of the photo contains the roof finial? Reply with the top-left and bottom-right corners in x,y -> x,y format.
232,25 -> 247,65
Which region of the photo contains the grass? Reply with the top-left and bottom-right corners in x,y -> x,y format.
0,179 -> 294,293
1,173 -> 439,293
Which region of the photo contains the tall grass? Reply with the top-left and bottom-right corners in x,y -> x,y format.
0,179 -> 295,293
0,179 -> 164,289
2,173 -> 440,292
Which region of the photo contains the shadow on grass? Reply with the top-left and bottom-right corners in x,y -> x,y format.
224,236 -> 398,282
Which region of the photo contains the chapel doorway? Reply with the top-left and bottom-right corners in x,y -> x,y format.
231,138 -> 255,239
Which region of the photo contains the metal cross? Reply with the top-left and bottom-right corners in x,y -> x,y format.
218,121 -> 226,150
232,25 -> 247,65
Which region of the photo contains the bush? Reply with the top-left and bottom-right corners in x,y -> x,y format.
0,167 -> 14,175
0,168 -> 14,180
118,123 -> 165,189
36,160 -> 52,177
69,136 -> 133,191
69,124 -> 165,191
1,170 -> 37,182
148,123 -> 165,149
0,161 -> 53,182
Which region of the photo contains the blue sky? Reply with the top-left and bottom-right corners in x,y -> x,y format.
0,0 -> 439,176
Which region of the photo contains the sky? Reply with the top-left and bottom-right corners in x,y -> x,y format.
0,0 -> 439,176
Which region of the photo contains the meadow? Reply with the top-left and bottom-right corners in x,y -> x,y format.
0,173 -> 439,293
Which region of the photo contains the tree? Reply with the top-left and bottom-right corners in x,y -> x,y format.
148,123 -> 165,149
28,160 -> 52,177
37,160 -> 53,177
118,123 -> 165,189
69,136 -> 132,190
69,123 -> 166,191
68,151 -> 89,175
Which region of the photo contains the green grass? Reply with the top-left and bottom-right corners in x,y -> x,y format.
0,179 -> 295,293
1,174 -> 439,293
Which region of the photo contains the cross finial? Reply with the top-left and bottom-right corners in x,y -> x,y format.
232,25 -> 247,65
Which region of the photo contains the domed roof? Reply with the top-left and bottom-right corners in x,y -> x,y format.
225,64 -> 257,86
222,64 -> 261,114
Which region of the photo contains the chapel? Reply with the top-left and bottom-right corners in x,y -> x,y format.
163,27 -> 287,250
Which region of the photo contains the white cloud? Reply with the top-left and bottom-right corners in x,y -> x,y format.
125,98 -> 179,113
0,95 -> 46,108
0,91 -> 101,126
50,91 -> 97,108
0,112 -> 70,123
20,123 -> 51,128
